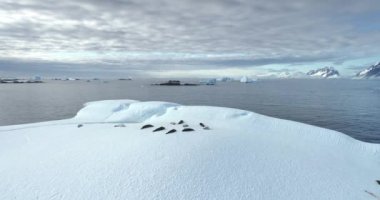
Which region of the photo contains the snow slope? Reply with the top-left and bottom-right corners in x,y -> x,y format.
0,100 -> 379,200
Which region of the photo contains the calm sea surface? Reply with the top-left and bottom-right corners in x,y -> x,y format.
0,79 -> 379,143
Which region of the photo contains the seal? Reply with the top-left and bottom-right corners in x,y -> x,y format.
178,120 -> 184,124
114,124 -> 126,127
200,123 -> 210,130
77,124 -> 83,128
141,124 -> 154,129
153,126 -> 165,132
182,128 -> 194,132
166,129 -> 177,134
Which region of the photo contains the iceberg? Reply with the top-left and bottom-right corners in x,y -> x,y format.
216,77 -> 234,82
240,76 -> 256,83
199,78 -> 216,85
0,100 -> 379,200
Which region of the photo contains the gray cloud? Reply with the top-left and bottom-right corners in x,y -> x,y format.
1,0 -> 380,77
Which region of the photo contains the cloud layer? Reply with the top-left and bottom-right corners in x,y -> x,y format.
1,0 -> 380,77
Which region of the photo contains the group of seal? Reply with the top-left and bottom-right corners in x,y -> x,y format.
76,120 -> 211,134
140,120 -> 210,134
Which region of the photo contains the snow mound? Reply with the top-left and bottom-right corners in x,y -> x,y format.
74,100 -> 138,122
74,100 -> 256,126
75,100 -> 179,123
0,99 -> 379,200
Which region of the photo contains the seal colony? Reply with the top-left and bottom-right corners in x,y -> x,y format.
140,120 -> 210,134
0,99 -> 379,200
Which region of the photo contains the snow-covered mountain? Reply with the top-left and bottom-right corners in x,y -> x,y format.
275,71 -> 307,79
253,71 -> 307,79
356,62 -> 380,78
306,67 -> 340,78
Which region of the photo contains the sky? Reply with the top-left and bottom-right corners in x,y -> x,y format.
0,0 -> 380,78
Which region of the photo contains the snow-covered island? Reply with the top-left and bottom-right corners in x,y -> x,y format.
0,100 -> 379,200
356,62 -> 380,79
0,76 -> 43,83
307,67 -> 340,78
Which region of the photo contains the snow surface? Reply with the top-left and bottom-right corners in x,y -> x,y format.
0,100 -> 379,200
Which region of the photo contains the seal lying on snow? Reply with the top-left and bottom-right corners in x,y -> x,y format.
199,122 -> 210,130
114,124 -> 126,127
140,121 -> 210,133
166,129 -> 176,134
141,124 -> 154,129
153,126 -> 165,132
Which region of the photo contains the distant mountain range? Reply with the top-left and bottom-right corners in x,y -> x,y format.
253,63 -> 380,79
356,62 -> 380,79
306,67 -> 340,78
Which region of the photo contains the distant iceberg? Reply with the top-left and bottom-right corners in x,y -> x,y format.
200,78 -> 216,85
26,76 -> 43,83
240,76 -> 256,83
216,77 -> 234,82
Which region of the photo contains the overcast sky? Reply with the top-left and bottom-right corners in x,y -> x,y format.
0,0 -> 380,78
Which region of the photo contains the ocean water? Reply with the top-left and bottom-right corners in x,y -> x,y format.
0,79 -> 379,143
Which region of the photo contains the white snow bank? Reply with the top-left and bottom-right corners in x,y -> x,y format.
74,99 -> 138,122
0,100 -> 379,200
75,100 -> 256,127
75,100 -> 179,123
